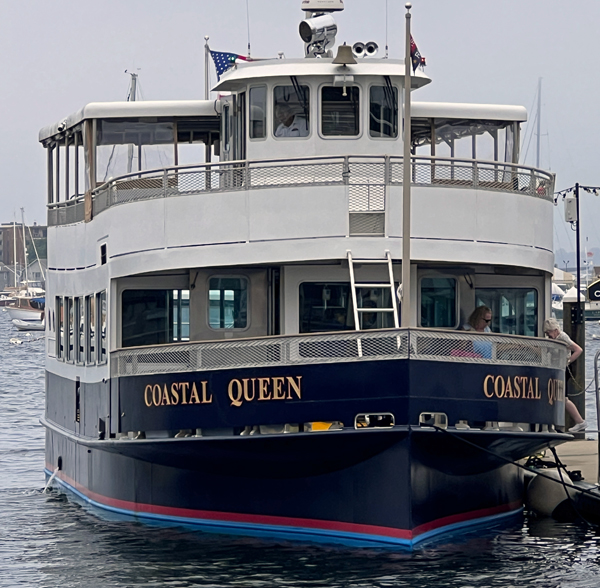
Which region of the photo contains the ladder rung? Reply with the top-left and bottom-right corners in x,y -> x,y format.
357,308 -> 395,313
355,283 -> 394,289
351,259 -> 391,265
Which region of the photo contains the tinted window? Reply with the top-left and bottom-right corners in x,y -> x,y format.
421,278 -> 456,328
249,86 -> 267,139
475,288 -> 538,336
208,278 -> 248,329
273,85 -> 310,138
322,87 -> 360,136
370,85 -> 398,138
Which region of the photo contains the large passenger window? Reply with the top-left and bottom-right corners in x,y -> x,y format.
370,85 -> 398,138
420,278 -> 457,328
273,85 -> 310,138
475,288 -> 538,336
121,289 -> 188,348
321,87 -> 360,136
249,86 -> 267,139
208,278 -> 248,329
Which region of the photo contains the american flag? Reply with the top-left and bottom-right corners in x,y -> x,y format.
210,51 -> 249,80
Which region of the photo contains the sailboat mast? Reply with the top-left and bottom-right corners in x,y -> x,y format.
126,73 -> 138,174
536,77 -> 541,168
20,208 -> 28,292
12,217 -> 16,289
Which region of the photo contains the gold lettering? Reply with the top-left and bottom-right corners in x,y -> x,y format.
527,379 -> 534,399
483,375 -> 494,398
228,379 -> 243,407
152,384 -> 162,407
494,375 -> 505,398
514,376 -> 521,399
258,378 -> 271,400
548,379 -> 555,406
200,381 -> 212,404
144,385 -> 153,407
180,382 -> 189,405
170,383 -> 180,405
162,384 -> 171,406
272,377 -> 285,400
243,378 -> 255,402
189,382 -> 201,404
535,378 -> 541,399
505,377 -> 513,398
286,376 -> 302,400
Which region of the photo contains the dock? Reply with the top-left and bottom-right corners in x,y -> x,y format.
554,439 -> 598,483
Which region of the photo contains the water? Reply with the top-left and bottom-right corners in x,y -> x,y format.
2,310 -> 600,587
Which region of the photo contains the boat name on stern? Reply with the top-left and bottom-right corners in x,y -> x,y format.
143,376 -> 303,408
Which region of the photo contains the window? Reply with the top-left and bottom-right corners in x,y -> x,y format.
67,297 -> 74,362
273,85 -> 310,138
299,283 -> 397,333
369,85 -> 398,138
321,86 -> 360,136
222,105 -> 230,152
208,277 -> 248,329
121,289 -> 189,348
249,86 -> 267,139
86,294 -> 96,364
56,297 -> 64,359
98,291 -> 107,362
76,297 -> 84,363
475,288 -> 538,336
420,278 -> 457,328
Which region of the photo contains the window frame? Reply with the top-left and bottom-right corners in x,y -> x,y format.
319,84 -> 362,139
418,275 -> 459,329
272,84 -> 311,140
207,275 -> 250,332
368,82 -> 399,140
248,85 -> 268,141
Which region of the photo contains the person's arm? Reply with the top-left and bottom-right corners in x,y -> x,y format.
568,341 -> 583,364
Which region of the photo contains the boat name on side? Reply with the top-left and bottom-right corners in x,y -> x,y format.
483,375 -> 565,405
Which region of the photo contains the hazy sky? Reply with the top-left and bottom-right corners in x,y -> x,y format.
1,0 -> 598,254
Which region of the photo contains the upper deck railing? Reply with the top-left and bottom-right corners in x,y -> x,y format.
111,327 -> 566,378
47,155 -> 555,227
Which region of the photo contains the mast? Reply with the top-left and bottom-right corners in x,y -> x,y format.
12,217 -> 17,289
20,208 -> 28,292
536,77 -> 541,168
126,73 -> 138,173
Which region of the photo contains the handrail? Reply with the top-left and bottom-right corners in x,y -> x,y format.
46,154 -> 556,226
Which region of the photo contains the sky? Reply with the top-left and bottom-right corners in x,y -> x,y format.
1,0 -> 599,256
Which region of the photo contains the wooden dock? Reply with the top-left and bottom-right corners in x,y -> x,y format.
554,439 -> 598,484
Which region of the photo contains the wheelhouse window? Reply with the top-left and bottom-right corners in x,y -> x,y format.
208,277 -> 248,329
369,85 -> 398,138
299,283 -> 397,333
475,288 -> 538,336
121,289 -> 188,348
321,87 -> 360,136
273,85 -> 310,138
249,86 -> 267,139
420,278 -> 457,328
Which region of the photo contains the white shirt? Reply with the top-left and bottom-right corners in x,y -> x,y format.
275,116 -> 308,138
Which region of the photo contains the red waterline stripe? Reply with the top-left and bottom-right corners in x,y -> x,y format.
46,464 -> 521,541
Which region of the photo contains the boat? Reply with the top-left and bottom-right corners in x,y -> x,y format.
12,318 -> 45,331
39,1 -> 571,549
6,293 -> 45,322
0,291 -> 16,307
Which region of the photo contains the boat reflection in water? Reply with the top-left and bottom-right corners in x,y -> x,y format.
39,1 -> 572,549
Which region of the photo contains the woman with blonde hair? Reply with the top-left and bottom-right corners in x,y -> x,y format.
463,305 -> 492,333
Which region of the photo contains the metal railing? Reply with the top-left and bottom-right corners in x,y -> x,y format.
47,155 -> 555,227
111,327 -> 566,378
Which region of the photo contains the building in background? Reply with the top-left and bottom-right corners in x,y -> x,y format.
0,222 -> 47,288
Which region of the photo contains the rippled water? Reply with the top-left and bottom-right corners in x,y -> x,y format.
2,311 -> 600,587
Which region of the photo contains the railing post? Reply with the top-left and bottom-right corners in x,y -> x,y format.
245,159 -> 251,190
530,169 -> 536,196
342,156 -> 350,184
473,160 -> 479,189
162,169 -> 169,198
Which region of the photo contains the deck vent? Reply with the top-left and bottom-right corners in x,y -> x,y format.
349,212 -> 385,236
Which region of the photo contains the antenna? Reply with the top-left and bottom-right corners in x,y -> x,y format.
385,0 -> 389,58
246,0 -> 252,58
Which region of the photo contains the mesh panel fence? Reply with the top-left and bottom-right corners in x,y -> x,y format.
111,328 -> 566,378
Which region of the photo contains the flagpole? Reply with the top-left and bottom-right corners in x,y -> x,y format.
401,3 -> 412,327
204,36 -> 210,100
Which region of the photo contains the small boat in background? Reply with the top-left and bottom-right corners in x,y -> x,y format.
6,295 -> 45,322
12,318 -> 45,331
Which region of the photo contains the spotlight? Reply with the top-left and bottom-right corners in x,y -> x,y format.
365,41 -> 379,57
299,14 -> 337,56
352,42 -> 365,58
